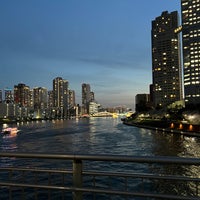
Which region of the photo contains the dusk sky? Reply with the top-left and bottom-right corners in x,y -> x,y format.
0,0 -> 181,109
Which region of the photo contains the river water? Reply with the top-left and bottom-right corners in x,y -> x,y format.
0,117 -> 200,199
1,117 -> 200,157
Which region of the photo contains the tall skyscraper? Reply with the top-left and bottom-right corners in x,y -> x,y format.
181,0 -> 200,105
53,77 -> 69,117
14,83 -> 30,107
151,11 -> 183,107
33,87 -> 48,110
82,83 -> 91,114
69,90 -> 76,108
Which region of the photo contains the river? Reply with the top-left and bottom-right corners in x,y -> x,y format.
0,117 -> 200,199
1,117 -> 200,157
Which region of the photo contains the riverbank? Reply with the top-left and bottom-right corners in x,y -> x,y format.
0,119 -> 17,125
122,119 -> 200,138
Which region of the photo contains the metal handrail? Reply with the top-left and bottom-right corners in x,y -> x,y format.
1,152 -> 200,164
0,152 -> 200,200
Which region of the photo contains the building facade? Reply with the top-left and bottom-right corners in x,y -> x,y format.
90,91 -> 95,102
5,88 -> 14,103
68,90 -> 76,117
82,83 -> 91,114
14,83 -> 30,107
48,90 -> 54,109
152,11 -> 183,108
181,0 -> 200,105
33,87 -> 48,110
135,94 -> 150,112
69,90 -> 76,108
89,102 -> 100,115
53,77 -> 69,118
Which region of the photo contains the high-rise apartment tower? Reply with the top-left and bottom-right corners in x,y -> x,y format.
14,83 -> 30,107
53,77 -> 69,118
33,87 -> 48,110
152,11 -> 183,107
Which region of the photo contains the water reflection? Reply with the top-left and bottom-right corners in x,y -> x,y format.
149,129 -> 200,196
0,118 -> 200,197
150,130 -> 184,156
1,118 -> 200,158
182,137 -> 200,157
0,125 -> 18,167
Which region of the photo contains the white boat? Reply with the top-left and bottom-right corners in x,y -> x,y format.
1,127 -> 20,136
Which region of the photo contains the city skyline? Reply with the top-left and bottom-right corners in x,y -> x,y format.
0,0 -> 181,109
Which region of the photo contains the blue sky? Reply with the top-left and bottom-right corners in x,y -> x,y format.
0,0 -> 181,109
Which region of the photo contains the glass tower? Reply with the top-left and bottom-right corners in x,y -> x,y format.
181,0 -> 200,104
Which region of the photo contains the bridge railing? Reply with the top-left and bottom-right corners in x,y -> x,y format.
0,152 -> 200,200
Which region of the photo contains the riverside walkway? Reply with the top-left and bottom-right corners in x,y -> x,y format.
122,119 -> 200,138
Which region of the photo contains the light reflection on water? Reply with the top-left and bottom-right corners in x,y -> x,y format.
0,118 -> 200,157
1,117 -> 200,157
0,117 -> 200,198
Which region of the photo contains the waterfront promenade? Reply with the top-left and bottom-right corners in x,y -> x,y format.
123,119 -> 200,138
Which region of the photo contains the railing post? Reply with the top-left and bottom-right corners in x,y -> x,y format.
73,159 -> 83,200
